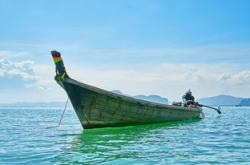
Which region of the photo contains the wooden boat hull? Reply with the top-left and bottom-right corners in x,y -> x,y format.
51,50 -> 203,129
61,78 -> 203,129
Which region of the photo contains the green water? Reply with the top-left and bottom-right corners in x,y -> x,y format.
0,106 -> 249,164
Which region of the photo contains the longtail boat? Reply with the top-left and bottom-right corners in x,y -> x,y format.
51,51 -> 204,129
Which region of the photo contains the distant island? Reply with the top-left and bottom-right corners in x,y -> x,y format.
198,95 -> 250,106
239,98 -> 250,106
112,90 -> 168,104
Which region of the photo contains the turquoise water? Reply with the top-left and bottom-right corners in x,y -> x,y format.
0,106 -> 249,164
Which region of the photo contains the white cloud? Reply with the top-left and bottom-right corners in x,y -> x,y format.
0,59 -> 36,81
0,58 -> 57,91
0,57 -> 67,103
219,70 -> 250,86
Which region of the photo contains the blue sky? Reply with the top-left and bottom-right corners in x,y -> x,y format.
0,0 -> 250,103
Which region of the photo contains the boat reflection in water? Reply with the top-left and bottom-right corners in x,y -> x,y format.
55,120 -> 200,164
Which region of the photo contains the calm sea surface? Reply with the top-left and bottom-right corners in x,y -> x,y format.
0,106 -> 249,165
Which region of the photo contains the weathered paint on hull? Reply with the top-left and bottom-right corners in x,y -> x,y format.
60,78 -> 203,129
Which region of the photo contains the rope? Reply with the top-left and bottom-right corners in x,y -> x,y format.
57,97 -> 69,126
46,97 -> 69,128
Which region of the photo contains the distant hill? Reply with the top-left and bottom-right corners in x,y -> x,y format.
111,90 -> 125,95
112,90 -> 168,104
198,95 -> 243,106
239,98 -> 250,106
133,95 -> 168,104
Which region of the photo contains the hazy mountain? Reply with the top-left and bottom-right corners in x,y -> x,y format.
111,90 -> 125,95
239,98 -> 250,106
133,95 -> 168,104
198,95 -> 243,106
112,90 -> 168,104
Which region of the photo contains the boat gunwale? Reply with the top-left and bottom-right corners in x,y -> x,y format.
62,78 -> 202,113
